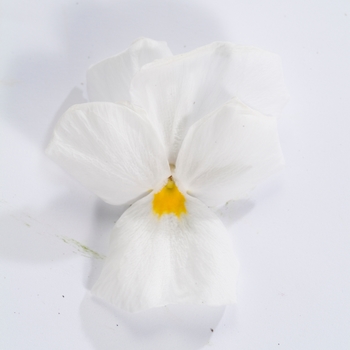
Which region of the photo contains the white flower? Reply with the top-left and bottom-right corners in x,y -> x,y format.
46,38 -> 288,312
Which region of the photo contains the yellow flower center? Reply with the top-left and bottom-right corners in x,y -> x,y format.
152,177 -> 187,218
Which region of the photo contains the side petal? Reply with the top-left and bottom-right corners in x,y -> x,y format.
87,38 -> 172,103
46,102 -> 170,205
130,42 -> 289,163
92,193 -> 239,312
175,98 -> 284,207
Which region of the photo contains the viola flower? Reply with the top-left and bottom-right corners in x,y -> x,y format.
46,38 -> 288,312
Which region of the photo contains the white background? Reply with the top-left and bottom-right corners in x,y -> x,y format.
1,0 -> 350,349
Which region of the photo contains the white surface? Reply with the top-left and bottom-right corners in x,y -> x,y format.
1,0 -> 349,349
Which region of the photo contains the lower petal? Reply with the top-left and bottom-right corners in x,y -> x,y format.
92,193 -> 239,312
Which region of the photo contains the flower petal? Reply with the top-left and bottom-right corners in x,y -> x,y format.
130,42 -> 289,163
87,38 -> 172,103
46,102 -> 170,205
92,193 -> 239,312
175,98 -> 284,207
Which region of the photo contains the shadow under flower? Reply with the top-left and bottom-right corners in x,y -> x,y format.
80,293 -> 226,350
215,200 -> 255,229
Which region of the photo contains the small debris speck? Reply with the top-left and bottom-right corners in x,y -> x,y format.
278,343 -> 280,346
62,295 -> 65,298
210,328 -> 214,332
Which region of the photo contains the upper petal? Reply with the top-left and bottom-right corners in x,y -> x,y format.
175,98 -> 284,207
46,102 -> 170,205
92,192 -> 239,312
87,37 -> 172,103
130,42 -> 289,163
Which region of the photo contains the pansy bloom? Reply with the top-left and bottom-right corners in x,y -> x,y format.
46,38 -> 288,312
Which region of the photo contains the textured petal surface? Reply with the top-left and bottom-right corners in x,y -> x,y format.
92,193 -> 239,312
46,102 -> 170,205
130,42 -> 289,163
175,98 -> 284,207
87,37 -> 172,103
